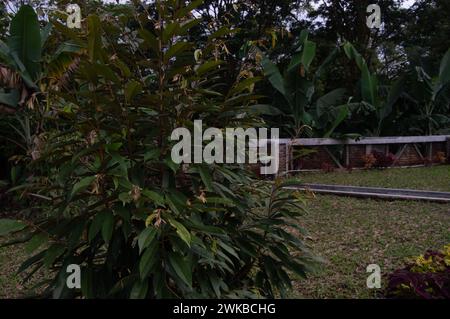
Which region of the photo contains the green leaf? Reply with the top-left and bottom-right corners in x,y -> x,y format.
43,244 -> 65,267
130,280 -> 148,299
175,0 -> 203,19
261,57 -> 285,96
139,240 -> 158,279
208,26 -> 236,40
8,5 -> 42,81
54,41 -> 83,56
0,219 -> 27,236
344,42 -> 378,107
439,48 -> 450,85
361,66 -> 378,107
167,217 -> 191,247
87,15 -> 103,62
125,80 -> 142,102
248,104 -> 282,116
316,88 -> 346,117
217,241 -> 239,259
162,22 -> 180,43
138,29 -> 158,51
0,89 -> 20,107
81,268 -> 94,298
297,29 -> 309,48
198,166 -> 213,191
90,63 -> 120,83
314,47 -> 339,80
143,149 -> 160,162
102,213 -> 114,244
301,40 -> 316,72
40,23 -> 52,49
25,233 -> 48,253
138,227 -> 157,254
88,212 -> 107,242
229,76 -> 262,95
381,77 -> 405,120
142,189 -> 165,207
164,41 -> 192,63
69,176 -> 95,200
168,252 -> 192,287
196,60 -> 223,76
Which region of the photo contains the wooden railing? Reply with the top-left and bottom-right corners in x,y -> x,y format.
266,135 -> 450,172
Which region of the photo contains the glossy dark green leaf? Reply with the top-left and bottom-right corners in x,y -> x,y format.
8,5 -> 41,80
137,227 -> 157,254
101,213 -> 115,244
69,176 -> 95,200
0,219 -> 27,236
168,252 -> 192,287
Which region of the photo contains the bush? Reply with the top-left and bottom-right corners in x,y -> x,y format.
372,151 -> 396,168
0,3 -> 315,299
362,153 -> 376,169
435,151 -> 446,164
385,245 -> 450,299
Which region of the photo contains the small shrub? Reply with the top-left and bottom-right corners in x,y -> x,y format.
362,153 -> 376,169
372,151 -> 396,168
435,151 -> 446,164
385,245 -> 450,299
321,162 -> 335,173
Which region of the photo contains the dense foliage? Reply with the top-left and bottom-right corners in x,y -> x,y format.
386,245 -> 450,299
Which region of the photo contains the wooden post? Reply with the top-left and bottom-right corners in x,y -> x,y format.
345,145 -> 350,167
446,138 -> 450,163
428,143 -> 433,161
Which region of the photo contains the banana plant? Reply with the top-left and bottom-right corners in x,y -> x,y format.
261,30 -> 349,138
343,42 -> 405,136
0,5 -> 50,112
407,49 -> 450,135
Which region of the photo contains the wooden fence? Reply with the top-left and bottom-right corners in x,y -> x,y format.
272,135 -> 450,173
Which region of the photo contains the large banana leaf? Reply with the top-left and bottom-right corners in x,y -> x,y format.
301,40 -> 316,72
316,88 -> 346,117
7,5 -> 42,81
323,105 -> 349,138
439,48 -> 450,86
344,42 -> 378,107
0,89 -> 20,107
379,77 -> 405,121
261,57 -> 286,96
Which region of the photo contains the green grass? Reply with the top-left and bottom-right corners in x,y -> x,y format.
292,165 -> 450,298
296,165 -> 450,191
0,241 -> 37,298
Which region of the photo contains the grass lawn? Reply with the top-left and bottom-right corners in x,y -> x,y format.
297,164 -> 450,191
0,240 -> 41,298
292,165 -> 450,298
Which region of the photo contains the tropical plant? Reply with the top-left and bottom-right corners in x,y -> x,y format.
260,30 -> 350,138
343,42 -> 405,137
386,244 -> 450,299
0,2 -> 315,299
0,5 -> 48,112
405,49 -> 450,135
